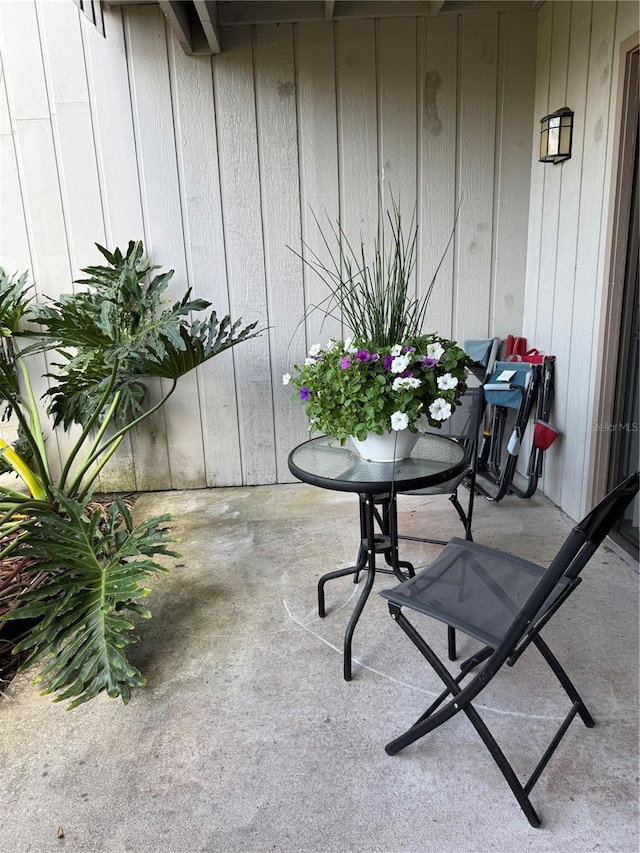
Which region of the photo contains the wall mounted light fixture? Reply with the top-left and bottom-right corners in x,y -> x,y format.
539,107 -> 574,163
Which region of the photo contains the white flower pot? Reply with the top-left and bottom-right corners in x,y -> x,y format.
350,429 -> 419,462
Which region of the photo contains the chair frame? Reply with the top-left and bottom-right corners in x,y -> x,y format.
399,385 -> 485,546
381,471 -> 639,827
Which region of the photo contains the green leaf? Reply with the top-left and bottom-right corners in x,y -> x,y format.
5,490 -> 177,708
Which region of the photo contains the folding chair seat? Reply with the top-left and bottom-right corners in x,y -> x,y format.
379,470 -> 639,827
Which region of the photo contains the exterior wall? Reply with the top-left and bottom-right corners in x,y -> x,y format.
0,1 -> 536,489
523,0 -> 638,519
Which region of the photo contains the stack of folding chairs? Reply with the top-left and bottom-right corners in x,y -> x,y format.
465,335 -> 558,502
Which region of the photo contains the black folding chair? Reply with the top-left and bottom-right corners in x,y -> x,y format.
398,386 -> 484,545
398,386 -> 484,661
379,470 -> 639,827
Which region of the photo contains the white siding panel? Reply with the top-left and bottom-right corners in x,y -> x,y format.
544,1 -> 592,500
523,0 -> 629,519
81,4 -> 144,492
0,61 -> 31,272
455,12 -> 498,343
419,14 -> 457,338
213,27 -> 277,485
491,11 -> 536,339
337,20 -> 379,266
533,0 -> 571,354
255,24 -> 308,481
82,5 -> 146,248
0,0 -> 71,478
126,7 -> 206,490
0,1 -> 48,120
561,0 -> 617,519
168,43 -> 243,487
38,1 -> 106,278
378,17 -> 418,244
295,22 -> 341,348
522,0 -> 552,347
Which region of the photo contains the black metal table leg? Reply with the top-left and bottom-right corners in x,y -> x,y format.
343,494 -> 378,680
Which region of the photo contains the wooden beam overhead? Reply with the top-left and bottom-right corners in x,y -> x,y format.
158,1 -> 193,52
194,0 -> 222,53
429,1 -> 445,14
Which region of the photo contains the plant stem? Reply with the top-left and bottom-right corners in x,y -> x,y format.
66,378 -> 178,496
58,365 -> 119,492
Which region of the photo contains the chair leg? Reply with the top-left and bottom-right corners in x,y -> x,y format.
448,491 -> 471,540
533,635 -> 595,727
447,625 -> 457,661
385,607 -> 542,827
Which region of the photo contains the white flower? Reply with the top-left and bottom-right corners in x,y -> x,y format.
390,344 -> 403,356
392,377 -> 422,391
391,411 -> 409,431
429,398 -> 452,421
343,336 -> 352,351
304,357 -> 317,366
437,373 -> 458,390
427,342 -> 445,361
308,343 -> 322,356
390,353 -> 411,374
282,373 -> 291,386
326,338 -> 338,352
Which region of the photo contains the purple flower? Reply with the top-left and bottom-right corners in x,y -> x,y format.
402,346 -> 416,353
400,369 -> 414,379
370,353 -> 380,362
341,355 -> 351,369
355,349 -> 371,363
383,355 -> 394,371
299,387 -> 310,401
421,356 -> 437,368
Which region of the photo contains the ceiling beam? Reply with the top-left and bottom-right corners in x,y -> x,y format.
429,1 -> 445,14
194,0 -> 222,53
158,0 -> 194,53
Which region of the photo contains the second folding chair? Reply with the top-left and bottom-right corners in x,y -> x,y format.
379,471 -> 639,827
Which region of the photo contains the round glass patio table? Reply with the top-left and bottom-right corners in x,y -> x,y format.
288,433 -> 467,680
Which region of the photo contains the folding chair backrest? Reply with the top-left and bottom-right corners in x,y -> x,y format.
556,470 -> 639,581
489,470 -> 639,674
425,384 -> 483,447
484,361 -> 537,410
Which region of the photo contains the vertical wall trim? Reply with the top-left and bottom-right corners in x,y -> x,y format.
292,22 -> 307,355
33,1 -> 75,285
490,12 -> 505,338
452,13 -> 462,331
252,25 -> 278,477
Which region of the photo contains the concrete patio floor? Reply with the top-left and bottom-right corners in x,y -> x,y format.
0,482 -> 638,852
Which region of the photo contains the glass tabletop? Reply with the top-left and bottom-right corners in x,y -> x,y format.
288,433 -> 467,494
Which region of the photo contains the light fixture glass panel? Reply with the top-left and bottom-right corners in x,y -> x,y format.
548,117 -> 561,156
559,125 -> 572,156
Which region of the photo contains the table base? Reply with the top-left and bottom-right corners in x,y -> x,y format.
317,492 -> 414,680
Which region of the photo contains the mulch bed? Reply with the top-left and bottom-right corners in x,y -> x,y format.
0,494 -> 136,692
0,552 -> 47,691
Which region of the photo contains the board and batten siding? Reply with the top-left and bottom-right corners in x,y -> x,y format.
0,1 -> 536,489
523,0 -> 639,520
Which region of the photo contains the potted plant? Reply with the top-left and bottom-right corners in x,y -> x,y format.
285,201 -> 470,460
0,243 -> 259,707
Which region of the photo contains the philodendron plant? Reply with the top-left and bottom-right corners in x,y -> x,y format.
0,243 -> 258,707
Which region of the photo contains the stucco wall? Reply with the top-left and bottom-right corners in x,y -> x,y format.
0,1 -> 536,489
523,0 -> 638,519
